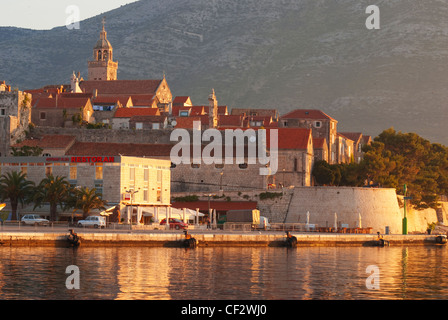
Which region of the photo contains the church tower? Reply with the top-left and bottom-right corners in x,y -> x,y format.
208,89 -> 219,128
88,18 -> 118,81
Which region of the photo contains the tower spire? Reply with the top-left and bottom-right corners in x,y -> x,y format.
87,17 -> 118,81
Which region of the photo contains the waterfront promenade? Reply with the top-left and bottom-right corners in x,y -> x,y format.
0,224 -> 445,248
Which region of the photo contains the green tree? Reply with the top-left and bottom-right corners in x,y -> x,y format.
312,160 -> 336,186
361,128 -> 448,209
33,175 -> 71,221
0,171 -> 35,221
68,187 -> 107,219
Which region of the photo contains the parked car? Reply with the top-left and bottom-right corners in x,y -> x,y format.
160,218 -> 188,230
21,214 -> 50,226
77,216 -> 106,228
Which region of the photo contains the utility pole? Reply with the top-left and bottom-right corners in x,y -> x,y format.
403,184 -> 408,235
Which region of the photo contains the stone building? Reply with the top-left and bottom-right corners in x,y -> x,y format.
87,19 -> 118,81
31,95 -> 94,128
12,135 -> 76,157
336,133 -> 355,164
129,115 -> 168,130
80,78 -> 172,114
340,132 -> 372,163
268,128 -> 314,188
313,138 -> 328,163
112,107 -> 160,129
0,83 -> 32,156
0,155 -> 171,222
279,109 -> 338,164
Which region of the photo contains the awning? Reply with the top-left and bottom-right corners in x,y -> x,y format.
140,207 -> 204,220
100,206 -> 118,216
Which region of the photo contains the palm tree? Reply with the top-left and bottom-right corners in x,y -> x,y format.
34,175 -> 71,221
70,187 -> 107,219
0,171 -> 35,221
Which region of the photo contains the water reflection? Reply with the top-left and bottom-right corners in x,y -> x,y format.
0,246 -> 447,300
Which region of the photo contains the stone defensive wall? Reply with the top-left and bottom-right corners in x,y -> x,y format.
285,187 -> 443,234
0,231 -> 445,248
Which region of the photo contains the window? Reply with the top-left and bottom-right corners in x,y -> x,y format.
136,123 -> 143,130
144,168 -> 149,182
70,165 -> 77,180
129,167 -> 135,184
152,123 -> 160,130
0,109 -> 5,116
314,121 -> 322,128
40,112 -> 46,120
95,166 -> 103,180
157,170 -> 162,183
143,188 -> 149,202
95,182 -> 103,196
179,111 -> 189,117
283,121 -> 288,127
157,189 -> 162,202
45,166 -> 52,176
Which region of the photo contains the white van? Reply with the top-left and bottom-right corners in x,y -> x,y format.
77,216 -> 106,228
259,216 -> 271,230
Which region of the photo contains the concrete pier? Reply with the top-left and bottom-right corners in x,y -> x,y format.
0,230 -> 446,248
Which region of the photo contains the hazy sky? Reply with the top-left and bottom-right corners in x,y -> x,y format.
0,0 -> 140,30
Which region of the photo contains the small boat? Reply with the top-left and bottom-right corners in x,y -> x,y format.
67,229 -> 81,247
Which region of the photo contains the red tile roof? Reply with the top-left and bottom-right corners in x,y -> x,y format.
266,128 -> 312,150
337,132 -> 354,141
218,115 -> 245,128
129,115 -> 167,123
34,97 -> 91,109
93,95 -> 132,106
12,135 -> 76,150
131,95 -> 155,106
66,142 -> 172,157
174,116 -> 208,129
172,106 -> 191,117
313,138 -> 327,149
171,201 -> 258,212
80,80 -> 162,95
339,132 -> 362,143
173,96 -> 192,105
281,109 -> 337,122
114,107 -> 160,118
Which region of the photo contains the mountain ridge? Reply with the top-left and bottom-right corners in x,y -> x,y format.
1,0 -> 448,144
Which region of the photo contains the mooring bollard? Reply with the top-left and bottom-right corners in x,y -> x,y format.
183,230 -> 197,248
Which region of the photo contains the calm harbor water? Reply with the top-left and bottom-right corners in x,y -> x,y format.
0,245 -> 447,300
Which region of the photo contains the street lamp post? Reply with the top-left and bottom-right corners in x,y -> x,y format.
219,172 -> 224,192
403,184 -> 409,235
125,188 -> 139,231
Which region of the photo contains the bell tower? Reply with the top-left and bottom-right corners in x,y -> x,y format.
88,18 -> 118,81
